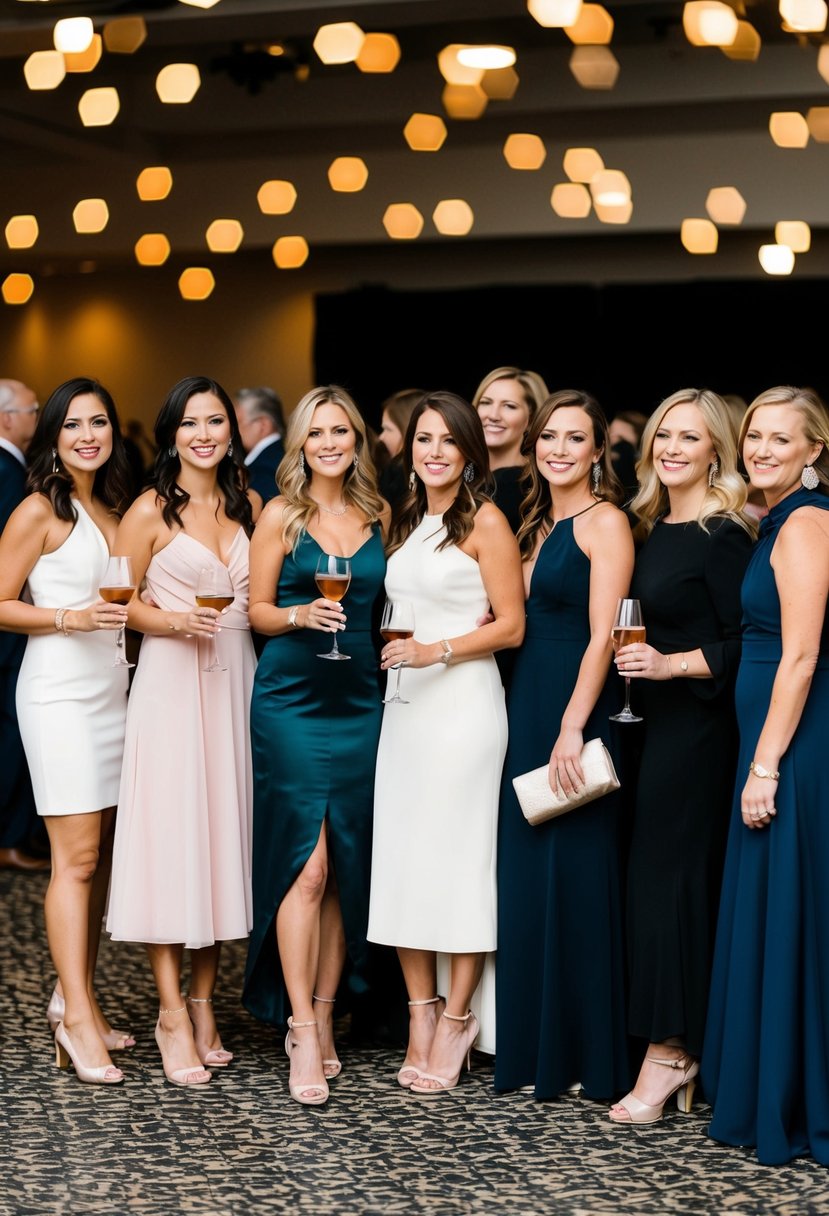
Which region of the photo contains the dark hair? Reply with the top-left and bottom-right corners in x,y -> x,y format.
387,391 -> 494,556
151,376 -> 253,535
517,389 -> 623,560
26,377 -> 131,522
382,387 -> 426,438
235,385 -> 285,434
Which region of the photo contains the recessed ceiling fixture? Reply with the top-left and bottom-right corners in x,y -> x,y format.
456,45 -> 516,70
54,17 -> 94,54
758,243 -> 795,274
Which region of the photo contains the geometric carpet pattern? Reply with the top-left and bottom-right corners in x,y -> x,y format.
2,870 -> 827,1216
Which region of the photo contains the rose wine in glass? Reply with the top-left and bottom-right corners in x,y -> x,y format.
380,598 -> 415,704
315,555 -> 351,661
99,556 -> 136,668
610,598 -> 644,723
196,566 -> 234,672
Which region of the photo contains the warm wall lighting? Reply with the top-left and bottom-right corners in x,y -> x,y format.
135,234 -> 171,266
257,179 -> 297,214
819,44 -> 829,84
438,45 -> 484,85
72,198 -> 109,234
758,243 -> 795,274
103,16 -> 147,53
565,4 -> 614,43
78,87 -> 120,127
590,169 -> 630,205
563,146 -> 604,181
403,113 -> 448,151
2,274 -> 34,306
156,64 -> 201,104
503,133 -> 546,169
356,33 -> 401,73
54,17 -> 94,54
206,219 -> 244,252
705,186 -> 746,224
481,67 -> 519,99
780,0 -> 827,32
178,268 -> 216,300
769,111 -> 809,147
327,157 -> 369,192
64,34 -> 102,73
594,199 -> 633,223
681,218 -> 718,253
432,199 -> 474,235
551,182 -> 592,217
272,237 -> 310,269
722,21 -> 761,60
683,2 -> 739,45
5,216 -> 39,250
456,45 -> 516,69
806,106 -> 829,141
313,22 -> 365,65
569,46 -> 619,88
775,220 -> 811,251
442,83 -> 488,119
382,203 -> 424,240
24,50 -> 66,90
137,167 -> 173,201
529,0 -> 584,27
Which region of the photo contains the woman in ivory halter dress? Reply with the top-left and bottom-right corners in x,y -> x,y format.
107,377 -> 256,1089
368,391 -> 525,1095
0,378 -> 133,1086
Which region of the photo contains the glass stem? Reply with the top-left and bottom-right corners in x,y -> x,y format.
623,676 -> 632,713
117,625 -> 125,655
330,630 -> 340,657
394,665 -> 403,699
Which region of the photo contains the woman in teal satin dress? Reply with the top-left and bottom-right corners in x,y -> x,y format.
242,386 -> 389,1106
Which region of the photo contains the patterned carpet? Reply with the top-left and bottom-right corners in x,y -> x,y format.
2,869 -> 827,1216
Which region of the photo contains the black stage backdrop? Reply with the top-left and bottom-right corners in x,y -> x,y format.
315,279 -> 829,427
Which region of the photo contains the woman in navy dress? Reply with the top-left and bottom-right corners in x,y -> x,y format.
702,385 -> 829,1165
495,389 -> 634,1101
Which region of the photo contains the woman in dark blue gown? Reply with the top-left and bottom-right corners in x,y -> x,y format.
703,386 -> 829,1165
495,390 -> 634,1101
242,386 -> 388,1107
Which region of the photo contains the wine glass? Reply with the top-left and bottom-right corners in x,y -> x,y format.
610,598 -> 645,723
315,555 -> 351,661
380,599 -> 415,704
196,566 -> 235,672
99,556 -> 136,669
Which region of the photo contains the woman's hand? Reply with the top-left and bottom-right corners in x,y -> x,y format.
548,727 -> 585,798
380,637 -> 436,671
615,642 -> 670,681
65,599 -> 128,633
741,772 -> 777,830
300,598 -> 346,633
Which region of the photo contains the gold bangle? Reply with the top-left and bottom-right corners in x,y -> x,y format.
54,608 -> 71,635
749,761 -> 780,780
288,605 -> 300,628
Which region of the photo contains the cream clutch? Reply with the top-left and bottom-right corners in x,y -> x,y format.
512,737 -> 621,826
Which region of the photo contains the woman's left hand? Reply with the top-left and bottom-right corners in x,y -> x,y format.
741,772 -> 777,830
380,637 -> 435,671
615,642 -> 670,680
548,727 -> 584,798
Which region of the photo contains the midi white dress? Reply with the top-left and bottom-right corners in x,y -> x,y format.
368,514 -> 508,1052
16,501 -> 128,815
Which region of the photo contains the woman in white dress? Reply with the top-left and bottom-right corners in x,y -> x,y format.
0,378 -> 132,1085
368,391 -> 525,1094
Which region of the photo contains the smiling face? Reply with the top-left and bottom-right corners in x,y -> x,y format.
56,392 -> 113,476
743,403 -> 823,505
651,402 -> 717,494
303,400 -> 356,481
175,392 -> 232,471
411,407 -> 465,495
379,409 -> 404,458
476,377 -> 531,458
535,405 -> 600,490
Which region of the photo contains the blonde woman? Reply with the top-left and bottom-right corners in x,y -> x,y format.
242,386 -> 389,1107
608,388 -> 755,1125
473,367 -> 549,533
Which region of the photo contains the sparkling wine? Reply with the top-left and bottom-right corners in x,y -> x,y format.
196,594 -> 235,611
381,628 -> 414,644
315,574 -> 351,602
99,586 -> 135,605
611,625 -> 646,651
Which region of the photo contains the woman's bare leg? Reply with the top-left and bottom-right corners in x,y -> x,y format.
313,864 -> 346,1075
147,942 -> 209,1081
397,946 -> 442,1077
415,952 -> 483,1089
188,943 -> 232,1063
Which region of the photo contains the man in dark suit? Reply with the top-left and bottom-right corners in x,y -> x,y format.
234,386 -> 285,507
0,379 -> 48,870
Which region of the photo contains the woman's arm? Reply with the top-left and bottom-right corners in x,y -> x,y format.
741,507 -> 829,829
248,498 -> 346,636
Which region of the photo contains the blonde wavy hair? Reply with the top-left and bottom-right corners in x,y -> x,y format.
739,385 -> 829,489
277,385 -> 385,553
472,366 -> 550,419
631,388 -> 754,537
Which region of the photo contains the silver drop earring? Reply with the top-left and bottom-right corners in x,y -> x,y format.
591,461 -> 601,492
708,458 -> 719,488
227,440 -> 233,458
168,445 -> 177,459
408,470 -> 416,491
299,450 -> 306,476
463,462 -> 475,484
51,448 -> 58,474
802,463 -> 819,490
353,453 -> 359,469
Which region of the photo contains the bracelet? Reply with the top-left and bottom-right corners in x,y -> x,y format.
666,654 -> 672,679
749,761 -> 780,781
288,605 -> 300,628
679,654 -> 689,673
54,608 -> 71,636
438,638 -> 453,665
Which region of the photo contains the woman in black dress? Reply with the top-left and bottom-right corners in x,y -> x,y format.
473,367 -> 548,534
609,388 -> 755,1125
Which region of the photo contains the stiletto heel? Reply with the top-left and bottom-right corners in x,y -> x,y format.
53,1022 -> 124,1085
608,1052 -> 699,1125
285,1017 -> 329,1106
312,995 -> 341,1080
186,995 -> 233,1067
155,1005 -> 212,1088
47,987 -> 135,1050
410,1010 -> 478,1096
397,995 -> 443,1088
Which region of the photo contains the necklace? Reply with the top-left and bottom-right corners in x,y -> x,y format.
312,499 -> 348,516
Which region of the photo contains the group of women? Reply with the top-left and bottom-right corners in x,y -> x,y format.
0,366 -> 827,1168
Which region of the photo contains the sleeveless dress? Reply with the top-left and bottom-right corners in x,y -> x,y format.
242,526 -> 386,1026
368,514 -> 507,1054
16,501 -> 128,816
702,487 -> 829,1166
495,511 -> 630,1099
107,528 -> 255,949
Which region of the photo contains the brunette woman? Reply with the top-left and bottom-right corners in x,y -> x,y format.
377,388 -> 425,512
473,367 -> 549,533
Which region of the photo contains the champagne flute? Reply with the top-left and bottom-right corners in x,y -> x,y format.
380,598 -> 415,704
99,556 -> 136,669
196,566 -> 235,672
610,598 -> 645,723
315,555 -> 351,661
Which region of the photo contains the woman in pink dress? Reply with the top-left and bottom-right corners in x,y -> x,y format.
107,376 -> 256,1088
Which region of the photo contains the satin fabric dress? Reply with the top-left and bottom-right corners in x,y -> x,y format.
242,526 -> 386,1026
703,487 -> 829,1166
495,511 -> 630,1099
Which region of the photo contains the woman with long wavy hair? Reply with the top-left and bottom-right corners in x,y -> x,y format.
106,375 -> 256,1088
0,377 -> 132,1085
472,366 -> 549,533
608,388 -> 755,1125
368,391 -> 525,1095
242,385 -> 389,1106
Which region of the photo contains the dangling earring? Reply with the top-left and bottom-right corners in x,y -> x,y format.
708,458 -> 719,488
51,448 -> 58,474
168,445 -> 178,459
227,440 -> 234,458
408,470 -> 417,491
353,453 -> 359,470
299,450 -> 306,476
802,463 -> 819,490
463,462 -> 475,484
591,461 -> 601,492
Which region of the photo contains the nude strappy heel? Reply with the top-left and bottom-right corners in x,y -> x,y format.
608,1052 -> 699,1125
397,995 -> 443,1088
186,995 -> 233,1067
54,1021 -> 124,1085
155,1004 -> 212,1088
285,1016 -> 329,1106
47,987 -> 136,1051
410,1009 -> 479,1096
312,995 -> 341,1079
